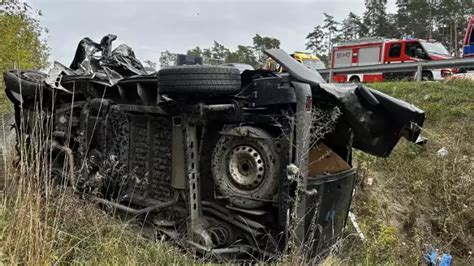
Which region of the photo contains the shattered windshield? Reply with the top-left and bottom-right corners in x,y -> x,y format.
420,42 -> 451,56
302,58 -> 326,70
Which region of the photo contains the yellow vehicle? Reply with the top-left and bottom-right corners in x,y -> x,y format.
265,51 -> 326,72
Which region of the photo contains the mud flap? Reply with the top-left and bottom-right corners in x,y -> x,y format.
303,144 -> 356,257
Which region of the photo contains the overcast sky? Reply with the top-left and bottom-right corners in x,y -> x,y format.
29,0 -> 397,66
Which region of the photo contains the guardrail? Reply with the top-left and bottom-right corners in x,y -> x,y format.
318,57 -> 474,81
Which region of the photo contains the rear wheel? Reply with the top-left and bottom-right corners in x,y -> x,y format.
211,126 -> 280,209
158,65 -> 241,95
422,71 -> 433,81
349,75 -> 360,83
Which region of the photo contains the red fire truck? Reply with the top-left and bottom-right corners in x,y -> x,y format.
331,37 -> 453,83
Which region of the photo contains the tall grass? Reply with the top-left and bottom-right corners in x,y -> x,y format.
0,92 -> 189,264
1,79 -> 472,264
340,80 -> 474,264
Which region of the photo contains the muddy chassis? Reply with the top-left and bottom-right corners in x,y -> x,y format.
4,41 -> 425,261
6,67 -> 357,260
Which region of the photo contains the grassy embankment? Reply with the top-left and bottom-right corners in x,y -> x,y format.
339,79 -> 473,264
0,79 -> 472,264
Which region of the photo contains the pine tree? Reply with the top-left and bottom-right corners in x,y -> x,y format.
159,50 -> 175,68
433,0 -> 474,55
397,0 -> 432,39
363,0 -> 393,37
252,34 -> 281,66
323,13 -> 341,51
341,12 -> 362,41
305,25 -> 328,56
187,46 -> 203,57
225,45 -> 258,68
210,41 -> 230,60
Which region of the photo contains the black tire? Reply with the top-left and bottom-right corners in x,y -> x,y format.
349,75 -> 360,83
422,71 -> 433,81
158,65 -> 241,95
3,70 -> 47,97
211,126 -> 280,209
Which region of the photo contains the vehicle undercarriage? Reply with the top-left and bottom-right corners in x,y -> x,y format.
3,35 -> 425,262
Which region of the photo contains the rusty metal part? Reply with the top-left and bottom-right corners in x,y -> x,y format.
91,192 -> 179,215
202,207 -> 260,237
186,240 -> 250,254
171,117 -> 185,190
185,121 -> 213,248
202,201 -> 266,231
118,104 -> 167,114
51,141 -> 76,189
228,145 -> 265,190
202,104 -> 235,112
224,204 -> 266,216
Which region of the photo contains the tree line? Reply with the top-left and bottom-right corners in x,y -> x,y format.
160,34 -> 281,69
160,0 -> 473,69
306,0 -> 474,63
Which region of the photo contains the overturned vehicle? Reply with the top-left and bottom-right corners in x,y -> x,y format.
3,35 -> 424,261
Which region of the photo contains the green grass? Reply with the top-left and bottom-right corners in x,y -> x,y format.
341,80 -> 474,264
370,79 -> 474,123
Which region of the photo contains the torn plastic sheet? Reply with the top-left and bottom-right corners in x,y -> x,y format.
43,35 -> 149,89
70,35 -> 146,77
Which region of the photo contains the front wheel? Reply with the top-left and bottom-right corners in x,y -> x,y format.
422,71 -> 433,81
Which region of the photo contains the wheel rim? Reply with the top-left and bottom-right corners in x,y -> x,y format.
227,145 -> 265,190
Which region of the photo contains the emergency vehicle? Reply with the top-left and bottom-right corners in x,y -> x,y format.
331,37 -> 453,83
266,51 -> 325,72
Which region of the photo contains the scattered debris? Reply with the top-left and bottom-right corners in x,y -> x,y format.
445,72 -> 474,81
423,249 -> 453,266
436,147 -> 449,158
348,211 -> 365,241
416,135 -> 428,146
365,177 -> 374,186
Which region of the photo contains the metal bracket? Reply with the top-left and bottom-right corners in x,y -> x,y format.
184,120 -> 212,248
291,81 -> 313,247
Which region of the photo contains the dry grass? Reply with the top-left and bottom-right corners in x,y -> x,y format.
0,93 -> 190,264
1,79 -> 473,264
337,79 -> 474,264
